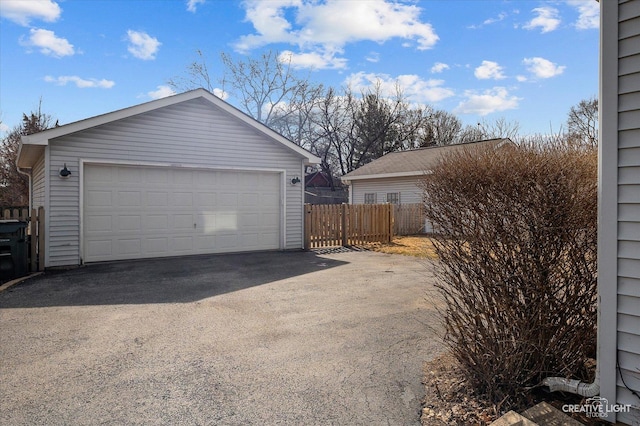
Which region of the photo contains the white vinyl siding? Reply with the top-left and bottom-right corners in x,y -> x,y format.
350,176 -> 422,205
31,154 -> 46,210
45,98 -> 305,267
601,1 -> 640,424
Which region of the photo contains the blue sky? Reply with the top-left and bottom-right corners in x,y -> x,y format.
0,0 -> 599,137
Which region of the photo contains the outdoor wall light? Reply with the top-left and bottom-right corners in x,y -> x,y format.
59,164 -> 71,178
291,177 -> 301,185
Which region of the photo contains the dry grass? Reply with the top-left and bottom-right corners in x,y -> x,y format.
365,234 -> 438,259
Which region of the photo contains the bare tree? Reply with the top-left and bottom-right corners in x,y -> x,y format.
219,51 -> 313,127
420,109 -> 462,146
477,117 -> 520,140
167,49 -> 216,92
567,96 -> 598,147
0,102 -> 56,206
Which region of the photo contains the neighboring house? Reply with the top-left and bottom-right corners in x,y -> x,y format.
304,170 -> 348,204
598,1 -> 640,423
16,89 -> 319,267
340,138 -> 512,206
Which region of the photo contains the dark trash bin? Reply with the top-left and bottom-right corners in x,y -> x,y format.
0,220 -> 29,281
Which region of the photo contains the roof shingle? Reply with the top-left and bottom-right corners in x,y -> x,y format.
341,138 -> 511,180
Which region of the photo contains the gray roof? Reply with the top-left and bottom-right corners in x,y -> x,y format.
341,138 -> 512,181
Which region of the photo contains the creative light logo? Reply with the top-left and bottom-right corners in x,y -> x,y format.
562,397 -> 632,418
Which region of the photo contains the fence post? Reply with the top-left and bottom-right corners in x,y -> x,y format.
304,203 -> 311,250
341,203 -> 348,247
388,204 -> 394,241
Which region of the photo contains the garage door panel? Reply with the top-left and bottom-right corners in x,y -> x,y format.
240,212 -> 259,227
173,214 -> 195,230
146,214 -> 168,230
118,215 -> 142,232
118,191 -> 141,207
119,167 -> 142,183
196,235 -> 216,250
87,215 -> 112,232
87,240 -> 112,257
84,165 -> 281,262
173,170 -> 194,185
171,192 -> 193,207
197,192 -> 216,207
145,168 -> 169,184
87,190 -> 112,207
145,237 -> 168,254
147,192 -> 168,207
117,239 -> 141,255
219,193 -> 238,207
171,236 -> 194,252
86,165 -> 114,183
217,234 -> 238,249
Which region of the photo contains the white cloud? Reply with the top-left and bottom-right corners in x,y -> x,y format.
431,62 -> 449,74
148,85 -> 176,99
279,50 -> 347,70
0,0 -> 61,26
213,88 -> 229,100
22,28 -> 74,57
484,12 -> 507,26
126,30 -> 161,60
524,7 -> 560,33
186,0 -> 205,13
44,75 -> 115,89
366,52 -> 380,63
566,0 -> 599,30
234,0 -> 438,70
523,57 -> 565,78
454,87 -> 520,116
344,72 -> 455,104
516,75 -> 528,82
474,60 -> 505,80
469,11 -> 508,29
0,122 -> 9,134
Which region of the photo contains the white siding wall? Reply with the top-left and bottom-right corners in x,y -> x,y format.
603,1 -> 640,424
31,154 -> 46,209
46,98 -> 305,267
350,176 -> 423,204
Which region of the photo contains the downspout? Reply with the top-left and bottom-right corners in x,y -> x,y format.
542,368 -> 600,398
16,167 -> 33,212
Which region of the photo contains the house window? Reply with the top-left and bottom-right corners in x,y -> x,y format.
386,192 -> 400,205
364,193 -> 377,204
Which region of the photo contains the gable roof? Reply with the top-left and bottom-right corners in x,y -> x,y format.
17,88 -> 320,168
341,138 -> 513,182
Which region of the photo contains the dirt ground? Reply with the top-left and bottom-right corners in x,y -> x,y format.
366,234 -> 438,259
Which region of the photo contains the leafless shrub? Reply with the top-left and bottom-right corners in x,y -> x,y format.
422,140 -> 597,409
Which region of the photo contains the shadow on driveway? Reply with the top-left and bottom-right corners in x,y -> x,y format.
0,250 -> 347,308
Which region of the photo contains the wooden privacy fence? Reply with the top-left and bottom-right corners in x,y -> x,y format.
1,207 -> 45,272
393,203 -> 428,235
304,203 -> 393,249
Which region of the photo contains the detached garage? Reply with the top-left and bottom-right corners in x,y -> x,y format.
17,89 -> 319,267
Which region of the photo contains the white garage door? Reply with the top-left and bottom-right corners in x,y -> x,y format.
83,164 -> 281,262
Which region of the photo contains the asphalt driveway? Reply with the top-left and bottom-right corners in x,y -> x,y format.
0,249 -> 443,425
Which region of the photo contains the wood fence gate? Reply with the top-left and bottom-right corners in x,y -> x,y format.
1,207 -> 46,272
304,203 -> 393,249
